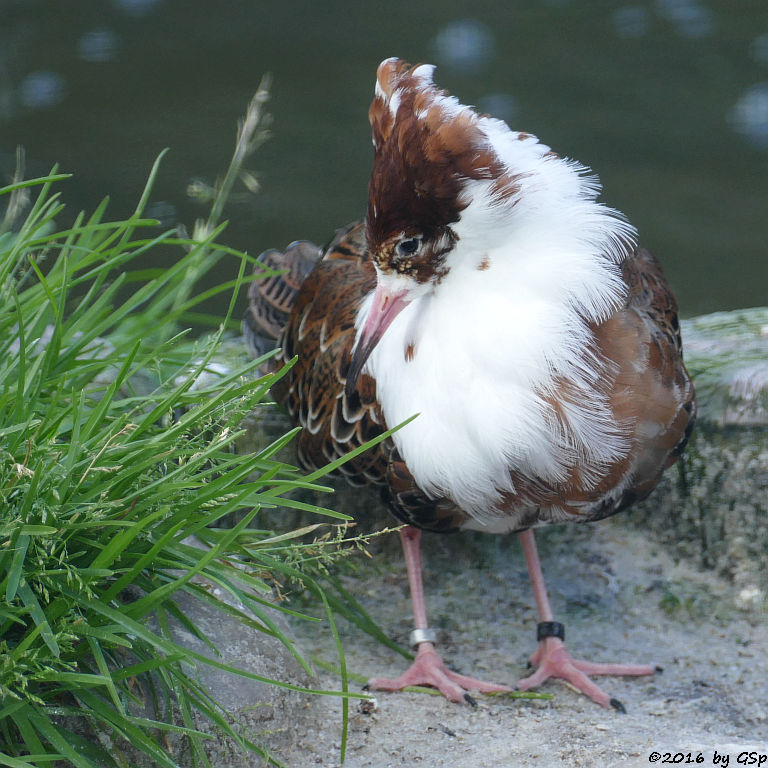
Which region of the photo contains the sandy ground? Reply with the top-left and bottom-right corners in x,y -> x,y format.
275,516 -> 767,768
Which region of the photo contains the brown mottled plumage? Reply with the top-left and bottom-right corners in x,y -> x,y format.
245,223 -> 389,485
244,230 -> 694,531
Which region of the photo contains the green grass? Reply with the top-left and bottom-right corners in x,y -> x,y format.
0,92 -> 388,766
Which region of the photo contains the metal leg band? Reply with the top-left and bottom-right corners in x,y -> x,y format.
536,621 -> 565,641
409,628 -> 438,648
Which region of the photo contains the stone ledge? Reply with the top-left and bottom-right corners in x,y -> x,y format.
629,308 -> 768,609
681,307 -> 768,427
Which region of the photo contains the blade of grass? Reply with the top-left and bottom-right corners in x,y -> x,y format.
16,581 -> 60,657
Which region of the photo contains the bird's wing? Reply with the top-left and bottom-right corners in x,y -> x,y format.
247,221 -> 390,485
617,245 -> 697,472
243,240 -> 321,359
573,245 -> 697,519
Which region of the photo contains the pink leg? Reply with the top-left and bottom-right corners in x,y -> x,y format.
517,529 -> 655,710
368,526 -> 511,703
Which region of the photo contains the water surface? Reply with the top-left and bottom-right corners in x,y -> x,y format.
1,0 -> 766,316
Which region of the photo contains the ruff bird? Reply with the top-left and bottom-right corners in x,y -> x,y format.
244,58 -> 696,710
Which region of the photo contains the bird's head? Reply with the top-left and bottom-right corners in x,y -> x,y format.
345,57 -> 634,399
346,58 -> 528,396
365,58 -> 525,274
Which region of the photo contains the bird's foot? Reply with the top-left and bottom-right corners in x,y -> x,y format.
368,643 -> 511,703
517,635 -> 655,710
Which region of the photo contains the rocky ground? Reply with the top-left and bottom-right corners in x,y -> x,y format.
268,515 -> 767,767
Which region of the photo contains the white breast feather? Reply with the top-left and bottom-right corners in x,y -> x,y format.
362,118 -> 636,521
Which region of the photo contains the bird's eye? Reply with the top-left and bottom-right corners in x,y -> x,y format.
398,238 -> 421,256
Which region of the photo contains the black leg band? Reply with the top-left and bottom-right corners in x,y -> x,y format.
537,621 -> 565,641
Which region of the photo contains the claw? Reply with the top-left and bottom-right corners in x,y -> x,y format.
610,697 -> 627,714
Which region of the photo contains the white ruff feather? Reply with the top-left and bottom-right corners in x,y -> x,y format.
360,93 -> 637,523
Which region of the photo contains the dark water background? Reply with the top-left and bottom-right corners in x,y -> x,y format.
1,0 -> 767,317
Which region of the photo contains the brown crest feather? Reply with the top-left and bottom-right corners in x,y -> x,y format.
366,59 -> 521,280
